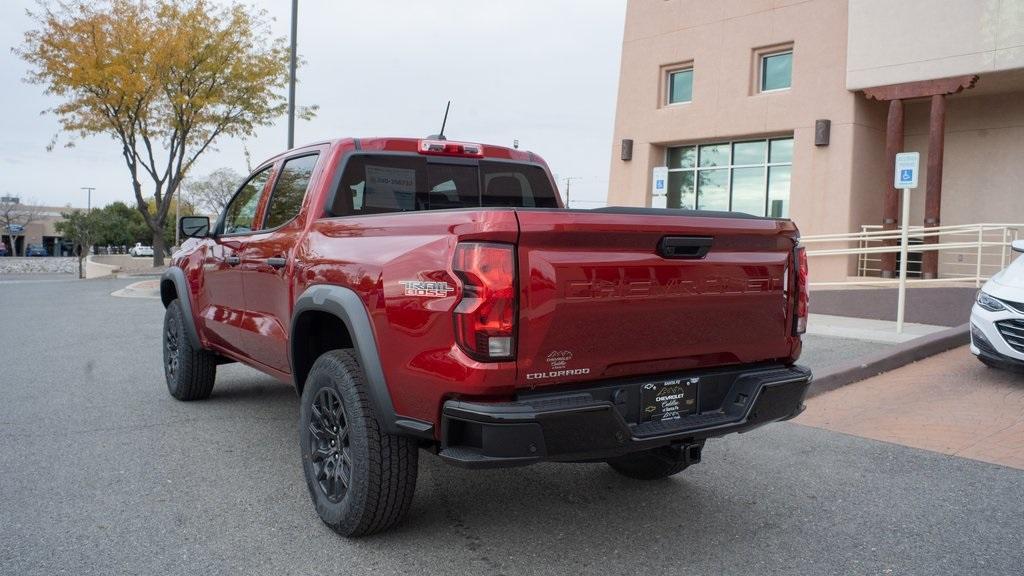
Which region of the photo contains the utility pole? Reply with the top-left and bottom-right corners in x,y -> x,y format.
287,0 -> 298,149
562,177 -> 580,208
81,187 -> 95,212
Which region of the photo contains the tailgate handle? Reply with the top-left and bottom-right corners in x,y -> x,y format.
658,236 -> 713,259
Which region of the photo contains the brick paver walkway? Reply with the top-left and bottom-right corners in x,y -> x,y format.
796,346 -> 1024,470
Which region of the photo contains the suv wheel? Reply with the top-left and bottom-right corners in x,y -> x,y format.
606,445 -> 696,480
162,299 -> 217,400
299,350 -> 419,537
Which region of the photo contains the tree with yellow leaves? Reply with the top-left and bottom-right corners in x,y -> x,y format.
18,0 -> 314,265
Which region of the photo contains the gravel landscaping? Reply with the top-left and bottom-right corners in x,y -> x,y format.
0,257 -> 76,275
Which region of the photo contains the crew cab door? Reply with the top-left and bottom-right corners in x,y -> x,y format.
238,151 -> 323,372
197,165 -> 273,355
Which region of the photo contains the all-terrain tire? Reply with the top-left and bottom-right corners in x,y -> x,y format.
162,299 -> 217,401
299,350 -> 419,537
606,446 -> 691,480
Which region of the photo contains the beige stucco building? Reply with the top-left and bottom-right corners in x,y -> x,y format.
608,0 -> 1024,281
0,201 -> 71,257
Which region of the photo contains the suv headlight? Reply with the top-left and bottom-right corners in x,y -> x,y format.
977,291 -> 1006,312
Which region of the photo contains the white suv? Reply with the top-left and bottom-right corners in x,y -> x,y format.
971,240 -> 1024,371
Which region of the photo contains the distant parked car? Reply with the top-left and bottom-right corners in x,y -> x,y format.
25,244 -> 48,257
129,243 -> 154,257
971,240 -> 1024,372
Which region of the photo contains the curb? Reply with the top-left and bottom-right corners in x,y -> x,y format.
807,322 -> 970,398
111,279 -> 161,299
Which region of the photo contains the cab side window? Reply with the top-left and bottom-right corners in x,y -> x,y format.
222,167 -> 272,234
264,154 -> 319,229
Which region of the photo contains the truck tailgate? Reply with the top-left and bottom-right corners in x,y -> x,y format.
514,208 -> 799,388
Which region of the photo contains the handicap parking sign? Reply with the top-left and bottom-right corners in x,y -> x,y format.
651,166 -> 669,207
893,152 -> 919,189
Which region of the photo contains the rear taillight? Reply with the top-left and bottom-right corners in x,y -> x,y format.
452,242 -> 516,361
794,245 -> 808,335
419,139 -> 484,157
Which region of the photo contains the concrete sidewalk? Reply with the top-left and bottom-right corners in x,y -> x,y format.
798,286 -> 974,392
806,313 -> 948,344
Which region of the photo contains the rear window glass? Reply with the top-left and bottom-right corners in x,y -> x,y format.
329,154 -> 558,216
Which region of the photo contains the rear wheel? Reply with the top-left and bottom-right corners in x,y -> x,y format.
606,445 -> 696,480
299,350 -> 419,537
163,299 -> 217,400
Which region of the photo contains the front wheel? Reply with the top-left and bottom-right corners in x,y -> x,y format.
163,299 -> 217,400
299,350 -> 419,537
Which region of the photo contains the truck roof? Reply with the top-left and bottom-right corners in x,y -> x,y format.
272,137 -> 541,165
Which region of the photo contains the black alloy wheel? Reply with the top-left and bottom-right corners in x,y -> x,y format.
309,387 -> 353,503
164,312 -> 181,380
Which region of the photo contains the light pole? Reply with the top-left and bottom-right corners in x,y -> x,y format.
81,186 -> 95,212
175,193 -> 180,248
287,0 -> 298,149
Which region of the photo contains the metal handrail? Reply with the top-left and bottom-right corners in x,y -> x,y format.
809,241 -> 1009,257
802,223 -> 1018,242
802,223 -> 1023,289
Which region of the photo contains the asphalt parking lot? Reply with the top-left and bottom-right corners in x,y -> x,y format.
2,275 -> 1023,575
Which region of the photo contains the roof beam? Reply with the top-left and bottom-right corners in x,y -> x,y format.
863,75 -> 978,101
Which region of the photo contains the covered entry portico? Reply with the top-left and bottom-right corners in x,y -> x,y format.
863,75 -> 978,279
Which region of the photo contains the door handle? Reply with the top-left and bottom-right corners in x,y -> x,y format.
266,257 -> 287,269
225,255 -> 241,266
657,236 -> 713,259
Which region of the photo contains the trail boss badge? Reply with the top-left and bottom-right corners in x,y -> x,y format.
399,280 -> 455,298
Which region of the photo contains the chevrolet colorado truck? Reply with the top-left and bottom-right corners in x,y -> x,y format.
162,136 -> 811,537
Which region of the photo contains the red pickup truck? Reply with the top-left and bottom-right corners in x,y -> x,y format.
162,136 -> 811,536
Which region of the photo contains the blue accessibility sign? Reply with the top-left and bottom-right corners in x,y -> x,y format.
893,152 -> 919,189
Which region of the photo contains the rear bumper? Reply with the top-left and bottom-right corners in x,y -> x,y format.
439,364 -> 812,468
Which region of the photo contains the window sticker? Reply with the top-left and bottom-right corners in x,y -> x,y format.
365,165 -> 417,210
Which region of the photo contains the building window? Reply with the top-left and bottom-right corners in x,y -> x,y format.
760,51 -> 792,92
662,136 -> 793,217
666,68 -> 693,104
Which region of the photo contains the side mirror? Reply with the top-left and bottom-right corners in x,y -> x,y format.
179,216 -> 211,239
1012,239 -> 1024,254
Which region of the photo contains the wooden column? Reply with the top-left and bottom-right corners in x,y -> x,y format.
863,75 -> 977,279
881,99 -> 904,278
922,94 -> 946,279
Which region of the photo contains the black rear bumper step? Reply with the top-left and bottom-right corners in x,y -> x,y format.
439,365 -> 811,469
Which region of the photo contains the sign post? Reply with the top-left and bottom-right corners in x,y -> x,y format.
894,152 -> 919,333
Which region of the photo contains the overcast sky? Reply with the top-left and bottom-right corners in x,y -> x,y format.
1,0 -> 625,209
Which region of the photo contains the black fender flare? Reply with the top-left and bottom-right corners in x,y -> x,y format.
160,267 -> 202,350
290,284 -> 432,439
